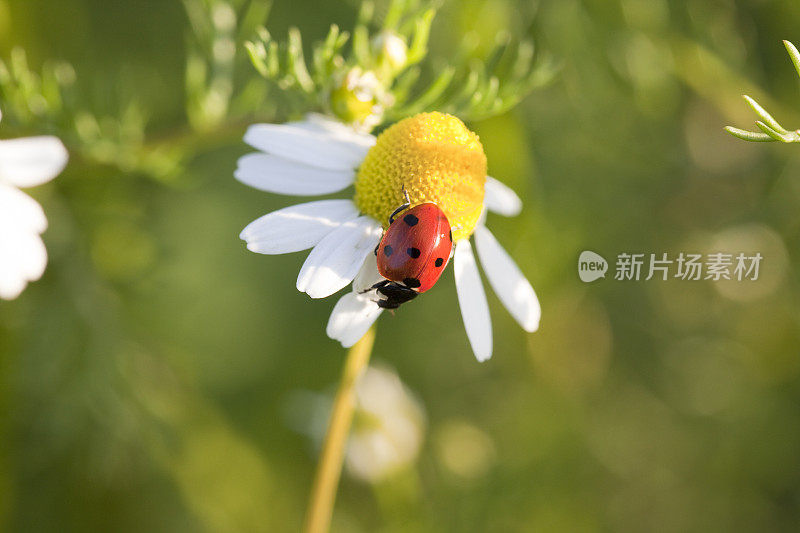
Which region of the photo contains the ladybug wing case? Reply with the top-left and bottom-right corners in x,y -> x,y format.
377,203 -> 453,293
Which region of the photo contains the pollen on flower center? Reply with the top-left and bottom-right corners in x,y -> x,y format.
354,112 -> 486,241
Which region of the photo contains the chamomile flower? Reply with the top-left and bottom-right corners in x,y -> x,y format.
237,112 -> 540,361
286,365 -> 425,484
0,111 -> 68,300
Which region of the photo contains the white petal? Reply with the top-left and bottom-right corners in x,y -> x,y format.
0,184 -> 47,233
293,114 -> 376,149
484,176 -> 522,217
351,253 -> 386,294
0,230 -> 47,300
326,292 -> 382,347
240,200 -> 359,255
297,216 -> 382,299
234,153 -> 355,196
243,123 -> 369,171
454,240 -> 492,362
0,136 -> 68,187
474,226 -> 541,332
0,273 -> 25,300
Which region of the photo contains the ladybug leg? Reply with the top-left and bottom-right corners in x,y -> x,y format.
388,186 -> 411,225
358,279 -> 390,296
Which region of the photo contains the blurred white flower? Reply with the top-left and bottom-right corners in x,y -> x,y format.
346,365 -> 425,482
286,365 -> 425,484
237,112 -> 540,361
0,111 -> 68,299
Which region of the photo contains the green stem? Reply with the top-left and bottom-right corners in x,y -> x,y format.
303,327 -> 376,533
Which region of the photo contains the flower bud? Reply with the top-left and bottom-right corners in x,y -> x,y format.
329,67 -> 388,131
372,31 -> 408,72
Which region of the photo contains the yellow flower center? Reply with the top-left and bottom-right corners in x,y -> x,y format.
354,112 -> 486,241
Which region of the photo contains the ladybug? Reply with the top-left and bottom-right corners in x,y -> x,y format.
368,191 -> 454,309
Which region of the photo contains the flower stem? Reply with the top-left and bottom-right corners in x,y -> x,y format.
303,327 -> 376,533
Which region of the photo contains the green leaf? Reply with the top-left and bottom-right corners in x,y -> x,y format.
784,40 -> 800,80
287,27 -> 315,93
743,95 -> 788,133
755,121 -> 791,142
724,126 -> 775,142
391,66 -> 421,104
405,9 -> 434,66
352,1 -> 374,66
394,65 -> 455,116
382,0 -> 406,31
238,1 -> 272,43
728,41 -> 800,145
245,41 -> 268,77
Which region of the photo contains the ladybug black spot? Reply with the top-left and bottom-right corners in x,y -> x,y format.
407,247 -> 421,258
403,214 -> 419,226
435,257 -> 444,267
448,229 -> 453,241
384,245 -> 393,257
403,277 -> 421,288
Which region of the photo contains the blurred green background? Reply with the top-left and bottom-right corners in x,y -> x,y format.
2,0 -> 800,531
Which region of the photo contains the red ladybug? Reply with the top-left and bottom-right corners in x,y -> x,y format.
368,193 -> 454,309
